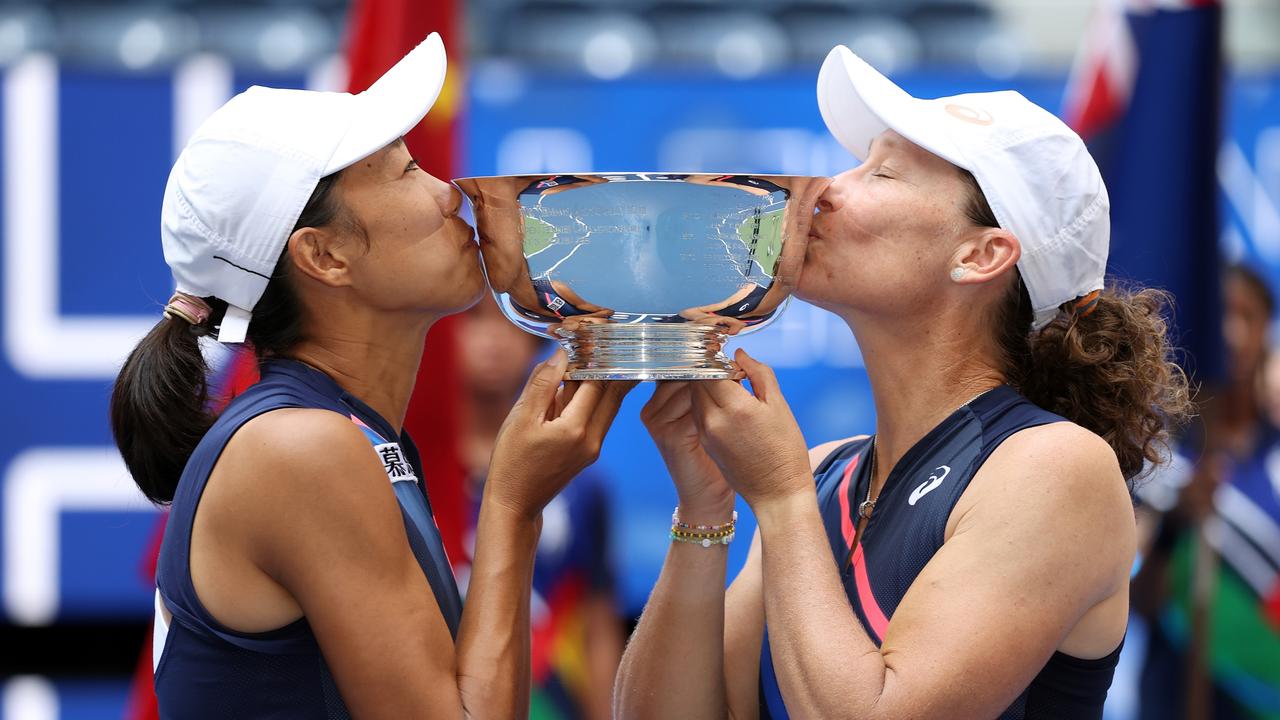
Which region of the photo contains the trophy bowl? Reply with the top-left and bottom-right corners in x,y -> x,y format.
454,173 -> 827,380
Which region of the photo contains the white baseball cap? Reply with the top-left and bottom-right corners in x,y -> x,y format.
160,33 -> 448,342
817,45 -> 1109,329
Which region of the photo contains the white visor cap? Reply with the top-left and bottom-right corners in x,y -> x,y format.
817,45 -> 1109,329
160,33 -> 448,342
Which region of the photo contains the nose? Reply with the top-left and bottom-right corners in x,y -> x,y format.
816,169 -> 855,213
433,176 -> 462,218
816,183 -> 837,214
445,185 -> 463,218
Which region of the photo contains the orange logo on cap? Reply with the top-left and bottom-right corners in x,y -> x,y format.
945,104 -> 994,126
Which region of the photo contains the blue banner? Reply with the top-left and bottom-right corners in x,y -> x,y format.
0,60 -> 1276,659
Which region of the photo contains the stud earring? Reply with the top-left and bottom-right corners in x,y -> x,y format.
950,267 -> 968,282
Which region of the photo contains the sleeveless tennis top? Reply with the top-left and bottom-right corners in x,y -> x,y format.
759,385 -> 1123,719
152,359 -> 462,719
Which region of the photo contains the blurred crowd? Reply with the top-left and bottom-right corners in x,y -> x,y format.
1129,265 -> 1280,720
0,0 -> 1012,76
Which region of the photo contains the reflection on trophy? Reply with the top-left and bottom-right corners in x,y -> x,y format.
455,172 -> 827,380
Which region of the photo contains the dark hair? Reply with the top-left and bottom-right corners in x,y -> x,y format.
111,172 -> 350,504
1225,262 -> 1275,320
960,170 -> 1193,481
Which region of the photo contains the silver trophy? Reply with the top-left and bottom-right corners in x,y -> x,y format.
455,173 -> 826,380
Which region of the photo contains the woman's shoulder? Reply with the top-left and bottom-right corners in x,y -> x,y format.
202,407 -> 403,555
1000,420 -> 1117,467
227,408 -> 380,475
808,434 -> 871,472
968,421 -> 1131,537
983,421 -> 1123,487
958,420 -> 1136,609
203,408 -> 391,520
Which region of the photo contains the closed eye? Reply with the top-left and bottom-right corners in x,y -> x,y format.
870,163 -> 901,180
405,158 -> 421,173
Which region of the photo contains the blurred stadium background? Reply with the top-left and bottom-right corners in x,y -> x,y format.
0,0 -> 1277,717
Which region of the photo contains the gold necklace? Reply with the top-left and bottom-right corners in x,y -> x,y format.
856,387 -> 997,521
857,438 -> 878,520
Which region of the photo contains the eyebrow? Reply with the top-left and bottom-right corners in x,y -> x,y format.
869,134 -> 901,157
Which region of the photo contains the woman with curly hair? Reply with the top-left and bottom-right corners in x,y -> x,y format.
615,46 -> 1191,719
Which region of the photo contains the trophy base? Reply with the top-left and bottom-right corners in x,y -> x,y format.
554,323 -> 737,381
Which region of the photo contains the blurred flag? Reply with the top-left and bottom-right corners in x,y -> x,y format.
1063,0 -> 1224,382
1062,6 -> 1280,718
344,0 -> 469,567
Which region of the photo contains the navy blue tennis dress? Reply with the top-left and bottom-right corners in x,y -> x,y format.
759,385 -> 1123,719
152,359 -> 462,719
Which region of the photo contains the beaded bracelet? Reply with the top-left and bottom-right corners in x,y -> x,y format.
670,507 -> 737,548
672,508 -> 738,532
670,527 -> 736,547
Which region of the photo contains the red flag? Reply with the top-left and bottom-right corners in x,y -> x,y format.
344,0 -> 468,567
1266,582 -> 1280,630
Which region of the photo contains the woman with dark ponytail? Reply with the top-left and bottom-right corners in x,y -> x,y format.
113,34 -> 632,719
616,47 -> 1191,718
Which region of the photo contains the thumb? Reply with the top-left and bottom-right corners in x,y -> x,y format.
514,349 -> 568,419
735,348 -> 779,401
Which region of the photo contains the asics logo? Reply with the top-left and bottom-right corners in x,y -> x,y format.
909,466 -> 951,506
944,103 -> 994,126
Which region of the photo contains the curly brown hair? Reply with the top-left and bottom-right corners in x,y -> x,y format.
961,170 -> 1194,481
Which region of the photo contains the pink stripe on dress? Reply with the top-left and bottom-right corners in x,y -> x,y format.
851,544 -> 890,643
834,450 -> 890,642
836,453 -> 861,548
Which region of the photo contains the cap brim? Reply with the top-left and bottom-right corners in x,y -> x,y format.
323,32 -> 448,175
817,45 -> 968,170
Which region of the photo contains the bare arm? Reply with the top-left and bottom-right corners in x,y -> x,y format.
688,353 -> 1134,718
614,381 -> 739,719
756,426 -> 1133,717
613,407 -> 861,719
613,493 -> 736,719
230,355 -> 629,718
454,494 -> 541,714
237,410 -> 485,717
721,439 -> 864,717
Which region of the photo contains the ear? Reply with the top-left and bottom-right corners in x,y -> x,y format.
286,226 -> 357,288
949,227 -> 1021,286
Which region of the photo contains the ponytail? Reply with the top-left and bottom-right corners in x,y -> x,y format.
997,280 -> 1194,481
111,315 -> 216,504
112,171 -> 351,504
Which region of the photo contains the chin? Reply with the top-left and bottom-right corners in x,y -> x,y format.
792,258 -> 828,305
794,274 -> 852,316
463,281 -> 488,311
424,266 -> 487,318
446,276 -> 487,316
